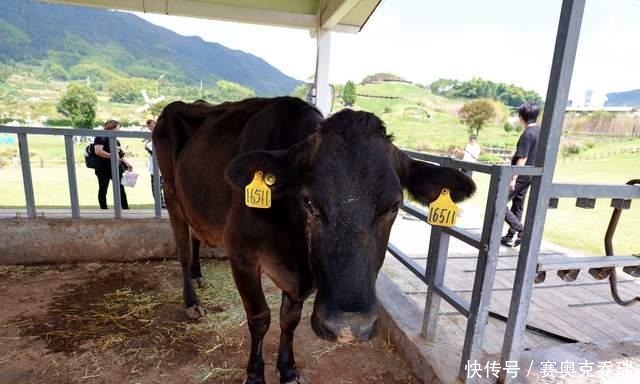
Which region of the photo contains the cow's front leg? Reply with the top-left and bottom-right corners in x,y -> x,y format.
231,262 -> 271,384
277,293 -> 304,384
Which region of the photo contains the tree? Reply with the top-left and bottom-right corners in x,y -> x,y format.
342,80 -> 357,106
150,99 -> 171,117
108,79 -> 142,104
57,83 -> 97,129
458,99 -> 496,137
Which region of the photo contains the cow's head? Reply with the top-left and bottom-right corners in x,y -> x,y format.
226,109 -> 475,343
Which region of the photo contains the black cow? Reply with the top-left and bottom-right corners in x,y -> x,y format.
153,97 -> 475,384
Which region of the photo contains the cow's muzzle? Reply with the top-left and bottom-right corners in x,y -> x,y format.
311,311 -> 378,343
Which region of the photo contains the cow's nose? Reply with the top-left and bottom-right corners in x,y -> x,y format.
321,312 -> 378,343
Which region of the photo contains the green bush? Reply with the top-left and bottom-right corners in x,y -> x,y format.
478,152 -> 505,164
383,106 -> 392,113
45,118 -> 73,127
342,80 -> 357,106
562,143 -> 582,157
503,122 -> 514,132
108,79 -> 143,104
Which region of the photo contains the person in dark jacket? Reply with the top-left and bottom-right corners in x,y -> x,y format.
93,119 -> 133,209
501,103 -> 541,247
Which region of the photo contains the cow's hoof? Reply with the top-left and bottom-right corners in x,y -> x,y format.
185,305 -> 206,319
283,378 -> 308,384
243,378 -> 265,384
280,371 -> 307,384
191,277 -> 207,288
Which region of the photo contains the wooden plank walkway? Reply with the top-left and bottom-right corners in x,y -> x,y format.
383,208 -> 640,356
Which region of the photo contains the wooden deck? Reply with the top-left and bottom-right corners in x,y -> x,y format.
383,208 -> 640,357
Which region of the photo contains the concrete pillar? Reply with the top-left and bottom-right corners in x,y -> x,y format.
314,28 -> 332,116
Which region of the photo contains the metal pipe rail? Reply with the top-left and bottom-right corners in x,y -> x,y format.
388,155 -> 524,378
0,125 -> 162,219
403,149 -> 544,177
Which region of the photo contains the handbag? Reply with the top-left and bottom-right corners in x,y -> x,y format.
121,171 -> 139,188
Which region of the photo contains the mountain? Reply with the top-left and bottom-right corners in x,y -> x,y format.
0,0 -> 300,96
605,89 -> 640,107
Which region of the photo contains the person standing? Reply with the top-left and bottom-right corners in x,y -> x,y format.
93,119 -> 132,210
501,103 -> 541,247
144,119 -> 165,208
462,134 -> 481,162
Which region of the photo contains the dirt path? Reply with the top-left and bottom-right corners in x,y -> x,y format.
0,261 -> 420,384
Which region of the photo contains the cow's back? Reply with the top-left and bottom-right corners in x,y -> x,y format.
154,97 -> 322,245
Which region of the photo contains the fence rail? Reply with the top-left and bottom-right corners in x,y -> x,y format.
0,125 -> 161,219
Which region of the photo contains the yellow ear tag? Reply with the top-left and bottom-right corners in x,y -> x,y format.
245,171 -> 271,209
427,188 -> 458,227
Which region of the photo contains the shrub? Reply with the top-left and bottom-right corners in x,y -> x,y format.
562,143 -> 582,157
383,106 -> 392,113
342,80 -> 357,106
45,118 -> 73,127
478,153 -> 505,164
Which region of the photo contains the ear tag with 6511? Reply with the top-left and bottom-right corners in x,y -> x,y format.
245,171 -> 272,209
427,188 -> 458,227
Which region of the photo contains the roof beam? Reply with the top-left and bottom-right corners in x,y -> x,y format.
320,0 -> 360,30
40,0 -> 318,30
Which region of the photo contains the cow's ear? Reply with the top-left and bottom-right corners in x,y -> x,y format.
225,149 -> 296,199
401,159 -> 476,205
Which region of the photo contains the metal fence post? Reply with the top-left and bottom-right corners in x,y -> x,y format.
422,157 -> 455,340
108,137 -> 122,219
459,166 -> 511,378
64,135 -> 80,218
17,133 -> 36,218
422,226 -> 450,340
499,1 -> 585,382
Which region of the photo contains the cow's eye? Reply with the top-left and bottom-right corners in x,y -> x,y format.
377,201 -> 401,222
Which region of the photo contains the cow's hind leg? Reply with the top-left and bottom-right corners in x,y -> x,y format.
190,234 -> 206,288
277,293 -> 305,384
230,260 -> 270,384
165,185 -> 205,319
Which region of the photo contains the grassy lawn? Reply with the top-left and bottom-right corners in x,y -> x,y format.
464,152 -> 639,256
336,83 -> 521,151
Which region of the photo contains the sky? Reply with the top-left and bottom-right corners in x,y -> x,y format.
136,0 -> 640,102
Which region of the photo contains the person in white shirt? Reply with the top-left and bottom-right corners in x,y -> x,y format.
462,134 -> 481,162
144,119 -> 165,208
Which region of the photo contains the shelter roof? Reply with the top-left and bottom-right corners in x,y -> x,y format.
39,0 -> 381,32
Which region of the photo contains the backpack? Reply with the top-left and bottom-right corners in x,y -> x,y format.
84,143 -> 98,169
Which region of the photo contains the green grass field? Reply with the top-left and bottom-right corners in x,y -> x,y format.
335,82 -> 520,151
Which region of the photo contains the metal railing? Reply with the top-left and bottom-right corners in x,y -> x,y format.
0,125 -> 162,219
388,154 -> 544,378
389,151 -> 640,381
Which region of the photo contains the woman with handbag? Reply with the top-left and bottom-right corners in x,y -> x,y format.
93,119 -> 133,209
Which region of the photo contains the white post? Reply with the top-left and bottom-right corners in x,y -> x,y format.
314,28 -> 332,116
